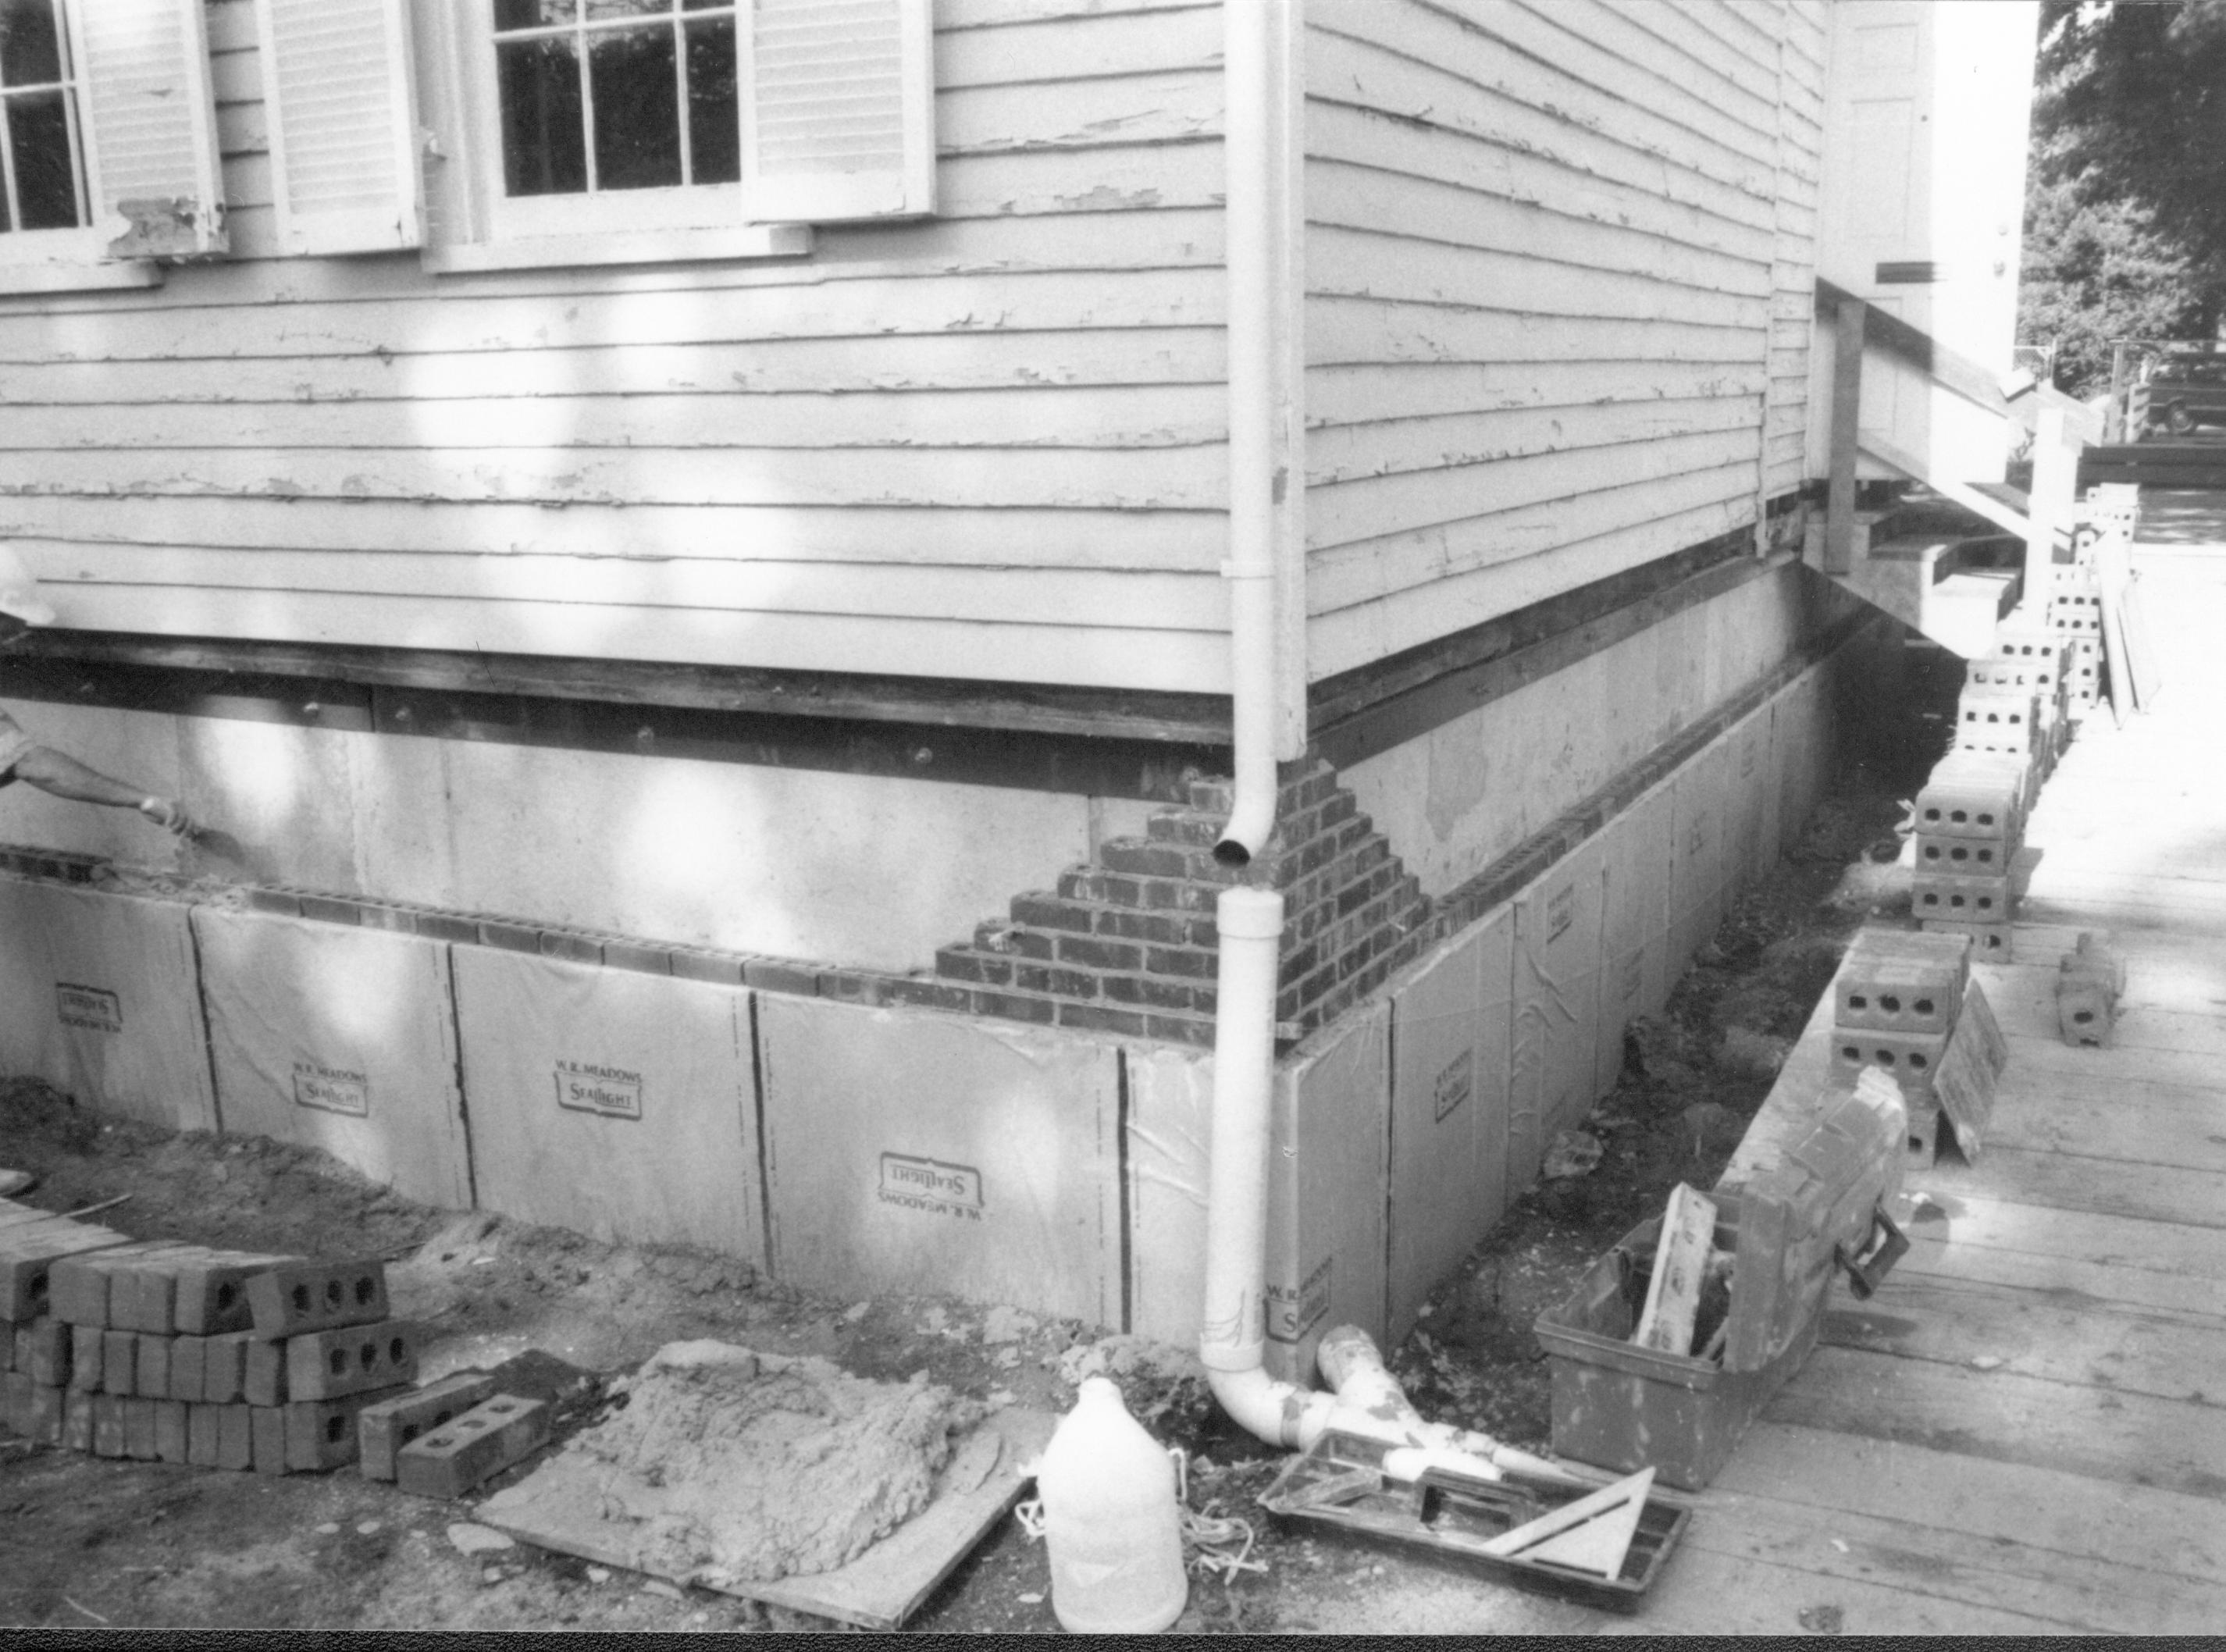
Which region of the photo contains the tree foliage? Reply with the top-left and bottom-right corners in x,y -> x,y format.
2019,0 -> 2226,395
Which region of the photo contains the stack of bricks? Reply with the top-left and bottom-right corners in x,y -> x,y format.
1910,762 -> 2024,960
934,761 -> 1430,1047
1826,928 -> 1977,1163
2046,564 -> 2104,714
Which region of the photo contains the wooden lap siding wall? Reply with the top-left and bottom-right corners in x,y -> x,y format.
0,0 -> 1235,696
1301,0 -> 1826,677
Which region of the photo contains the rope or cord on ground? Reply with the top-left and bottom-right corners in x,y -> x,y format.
1012,1449 -> 1266,1586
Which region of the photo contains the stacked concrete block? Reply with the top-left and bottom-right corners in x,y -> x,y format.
1911,763 -> 2025,960
1827,928 -> 1975,1163
2057,931 -> 2126,1049
2046,565 -> 2105,714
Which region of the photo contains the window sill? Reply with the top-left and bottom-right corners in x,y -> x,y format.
0,259 -> 163,296
422,223 -> 814,275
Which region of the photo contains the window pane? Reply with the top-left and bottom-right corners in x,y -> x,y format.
493,1 -> 571,31
0,0 -> 64,89
9,88 -> 78,229
498,37 -> 587,196
586,1 -> 674,19
589,25 -> 679,191
685,16 -> 737,184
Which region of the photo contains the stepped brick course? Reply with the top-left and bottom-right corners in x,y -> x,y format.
932,762 -> 1432,1047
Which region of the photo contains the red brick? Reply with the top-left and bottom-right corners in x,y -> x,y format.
739,959 -> 820,995
1097,841 -> 1192,879
155,1398 -> 189,1464
167,1336 -> 206,1403
247,1258 -> 390,1338
243,1338 -> 287,1408
102,1329 -> 137,1395
394,1394 -> 550,1499
298,893 -> 369,926
187,1403 -> 221,1467
479,919 -> 541,952
967,989 -> 1056,1025
411,911 -> 481,944
1010,894 -> 1095,933
1054,935 -> 1143,972
202,1333 -> 249,1405
124,1396 -> 158,1460
218,1403 -> 254,1470
1145,1013 -> 1215,1047
135,1333 -> 171,1398
253,1405 -> 290,1476
285,1321 -> 419,1402
877,977 -> 974,1013
1013,963 -> 1098,998
357,1373 -> 497,1481
92,1393 -> 127,1457
1142,945 -> 1216,981
1056,1002 -> 1147,1038
599,938 -> 671,975
245,887 -> 303,917
65,1391 -> 95,1453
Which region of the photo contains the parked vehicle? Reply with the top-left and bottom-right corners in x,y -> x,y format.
2142,358 -> 2226,436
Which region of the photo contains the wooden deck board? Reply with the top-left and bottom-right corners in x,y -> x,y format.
1653,532 -> 2226,1632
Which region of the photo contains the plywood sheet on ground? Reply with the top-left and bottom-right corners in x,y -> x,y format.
452,947 -> 764,1263
191,906 -> 469,1209
481,1405 -> 1053,1630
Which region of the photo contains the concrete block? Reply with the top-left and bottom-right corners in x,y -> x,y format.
174,1251 -> 291,1336
187,1402 -> 221,1467
356,1372 -> 497,1481
65,1391 -> 95,1454
168,1335 -> 205,1403
26,1377 -> 65,1444
1513,833 -> 1607,1172
1914,835 -> 2007,875
1386,913 -> 1513,1343
68,1329 -> 102,1392
451,948 -> 765,1261
19,1317 -> 68,1386
193,908 -> 472,1211
288,1387 -> 407,1472
1912,874 -> 2012,924
253,1405 -> 290,1476
246,1258 -> 390,1340
135,1332 -> 171,1398
760,995 -> 1120,1326
102,1328 -> 136,1395
124,1395 -> 158,1460
1913,776 -> 2018,841
0,1320 -> 10,1373
2057,932 -> 2124,1048
1669,734 -> 1731,974
285,1321 -> 418,1402
202,1333 -> 249,1404
243,1338 -> 287,1408
0,881 -> 219,1134
1921,918 -> 2013,961
48,1241 -> 178,1328
155,1397 -> 189,1463
1832,930 -> 1968,1034
2,1369 -> 28,1435
0,1224 -> 132,1322
1829,1027 -> 1949,1102
92,1392 -> 126,1457
394,1394 -> 550,1500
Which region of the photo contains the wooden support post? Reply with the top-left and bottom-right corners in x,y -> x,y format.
2025,408 -> 2075,613
1633,1183 -> 1717,1355
1824,297 -> 1864,575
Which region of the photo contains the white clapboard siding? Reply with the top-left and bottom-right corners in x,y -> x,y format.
45,586 -> 1234,695
66,0 -> 227,257
1302,0 -> 1815,676
253,0 -> 421,254
742,0 -> 935,223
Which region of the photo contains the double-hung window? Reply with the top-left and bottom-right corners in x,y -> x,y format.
425,0 -> 936,272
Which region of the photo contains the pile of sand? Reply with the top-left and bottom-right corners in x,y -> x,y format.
548,1342 -> 986,1585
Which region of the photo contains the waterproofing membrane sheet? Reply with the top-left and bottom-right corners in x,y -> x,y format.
758,995 -> 1120,1326
1596,779 -> 1676,1098
1512,832 -> 1606,1175
193,907 -> 470,1209
0,877 -> 215,1132
452,947 -> 764,1264
1124,1002 -> 1393,1380
1386,910 -> 1512,1341
1669,734 -> 1732,974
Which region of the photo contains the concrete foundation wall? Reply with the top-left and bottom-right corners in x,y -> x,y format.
1341,563 -> 1812,900
0,703 -> 1156,974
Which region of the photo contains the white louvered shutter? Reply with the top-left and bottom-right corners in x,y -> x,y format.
66,0 -> 227,259
255,0 -> 422,255
739,0 -> 935,224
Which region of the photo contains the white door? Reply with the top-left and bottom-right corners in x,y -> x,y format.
1811,0 -> 2039,485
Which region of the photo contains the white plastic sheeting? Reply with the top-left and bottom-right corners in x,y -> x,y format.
757,995 -> 1122,1326
193,907 -> 470,1209
452,948 -> 764,1262
1596,779 -> 1676,1099
1512,832 -> 1607,1175
0,877 -> 215,1132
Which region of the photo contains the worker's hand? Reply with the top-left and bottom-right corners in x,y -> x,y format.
137,796 -> 194,836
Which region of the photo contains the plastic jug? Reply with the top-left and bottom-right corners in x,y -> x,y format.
1035,1376 -> 1188,1633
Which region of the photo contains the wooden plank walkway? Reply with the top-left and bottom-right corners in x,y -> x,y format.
1612,505 -> 2226,1636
